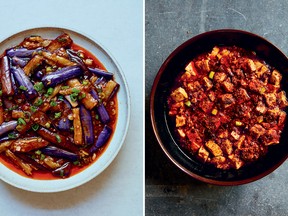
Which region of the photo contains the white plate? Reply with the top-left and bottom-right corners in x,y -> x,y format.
0,27 -> 130,192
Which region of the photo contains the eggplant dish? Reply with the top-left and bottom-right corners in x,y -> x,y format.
0,33 -> 119,178
168,46 -> 288,170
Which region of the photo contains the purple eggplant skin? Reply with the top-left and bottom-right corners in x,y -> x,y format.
11,67 -> 38,100
80,105 -> 94,146
89,125 -> 112,154
0,56 -> 14,96
89,67 -> 114,80
6,47 -> 42,58
11,56 -> 29,67
90,89 -> 110,124
0,121 -> 18,136
94,76 -> 106,86
67,49 -> 88,72
57,118 -> 72,131
41,65 -> 83,87
0,132 -> 20,142
10,72 -> 18,94
34,70 -> 44,80
41,146 -> 79,161
52,162 -> 71,178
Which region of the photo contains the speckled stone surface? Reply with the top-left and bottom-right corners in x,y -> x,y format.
145,0 -> 288,215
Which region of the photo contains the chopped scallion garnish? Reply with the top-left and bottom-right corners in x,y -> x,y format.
61,86 -> 70,90
34,98 -> 43,106
8,133 -> 18,139
19,85 -> 27,91
47,87 -> 54,95
73,161 -> 80,165
17,118 -> 26,125
82,80 -> 89,85
70,93 -> 78,102
72,88 -> 80,94
184,101 -> 191,107
35,150 -> 41,155
58,95 -> 64,101
54,112 -> 61,119
78,93 -> 86,100
30,106 -> 37,112
55,134 -> 61,143
50,100 -> 57,107
34,82 -> 44,92
32,124 -> 39,131
45,122 -> 51,128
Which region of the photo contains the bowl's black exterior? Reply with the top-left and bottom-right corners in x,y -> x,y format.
150,29 -> 288,185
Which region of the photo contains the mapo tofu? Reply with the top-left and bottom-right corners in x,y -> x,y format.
168,46 -> 288,170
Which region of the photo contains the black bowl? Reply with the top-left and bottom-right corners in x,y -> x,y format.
150,29 -> 288,185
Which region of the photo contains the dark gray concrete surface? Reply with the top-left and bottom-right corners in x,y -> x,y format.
145,0 -> 288,215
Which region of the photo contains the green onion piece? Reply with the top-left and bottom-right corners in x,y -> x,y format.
40,154 -> 45,160
17,118 -> 26,125
61,86 -> 70,90
70,93 -> 78,102
184,101 -> 191,107
50,100 -> 57,107
8,133 -> 18,139
54,112 -> 61,119
8,105 -> 19,111
30,106 -> 37,112
46,67 -> 52,72
19,85 -> 27,91
78,93 -> 86,100
0,102 -> 3,106
95,114 -> 99,120
58,95 -> 64,101
32,124 -> 39,131
73,161 -> 80,165
57,38 -> 67,43
34,82 -> 44,92
35,150 -> 41,155
34,98 -> 43,106
59,170 -> 64,177
235,121 -> 243,126
82,80 -> 89,85
47,87 -> 54,95
55,134 -> 61,143
211,109 -> 218,115
70,127 -> 74,131
45,122 -> 51,128
72,88 -> 80,94
208,71 -> 215,79
0,90 -> 3,96
24,111 -> 31,120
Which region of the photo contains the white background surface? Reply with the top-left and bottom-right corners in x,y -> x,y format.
0,0 -> 143,215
